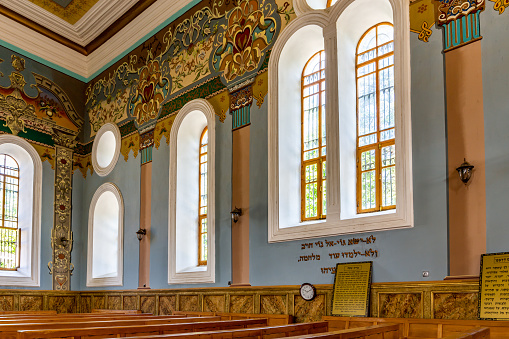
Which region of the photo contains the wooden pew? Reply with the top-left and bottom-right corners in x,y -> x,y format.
92,309 -> 141,314
103,322 -> 399,339
0,311 -> 57,315
173,311 -> 293,326
6,316 -> 219,339
441,328 -> 490,339
0,315 -> 182,324
323,316 -> 503,339
16,318 -> 267,339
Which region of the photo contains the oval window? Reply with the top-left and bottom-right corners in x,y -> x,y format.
92,123 -> 120,176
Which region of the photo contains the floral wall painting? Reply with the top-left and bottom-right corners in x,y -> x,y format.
129,52 -> 170,129
85,0 -> 282,143
88,88 -> 130,138
212,0 -> 279,86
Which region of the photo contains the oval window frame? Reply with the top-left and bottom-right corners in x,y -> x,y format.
92,123 -> 121,177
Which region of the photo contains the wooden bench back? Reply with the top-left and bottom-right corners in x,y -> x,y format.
173,311 -> 293,325
4,316 -> 218,339
109,320 -> 329,339
0,315 -> 180,324
277,324 -> 400,339
441,328 -> 490,339
323,316 -> 504,339
91,309 -> 141,314
16,318 -> 265,339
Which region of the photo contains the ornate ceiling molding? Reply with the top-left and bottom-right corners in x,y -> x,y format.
0,0 -> 196,80
0,0 -> 139,47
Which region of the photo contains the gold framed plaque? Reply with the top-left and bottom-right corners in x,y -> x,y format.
331,261 -> 373,317
479,252 -> 509,320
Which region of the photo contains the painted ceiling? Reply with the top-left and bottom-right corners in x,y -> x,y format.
27,0 -> 99,25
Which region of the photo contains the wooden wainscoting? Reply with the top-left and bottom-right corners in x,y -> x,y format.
0,279 -> 480,320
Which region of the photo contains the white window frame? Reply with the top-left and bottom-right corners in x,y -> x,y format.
91,122 -> 121,177
268,0 -> 413,242
86,182 -> 124,287
168,98 -> 216,284
0,135 -> 42,286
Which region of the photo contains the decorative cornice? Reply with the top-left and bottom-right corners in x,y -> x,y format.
0,0 -> 198,80
0,0 -> 139,48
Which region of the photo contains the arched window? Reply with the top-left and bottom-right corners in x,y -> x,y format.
301,51 -> 326,221
0,154 -> 20,270
198,127 -> 208,266
356,23 -> 395,213
87,182 -> 124,287
169,98 -> 215,284
0,135 -> 42,286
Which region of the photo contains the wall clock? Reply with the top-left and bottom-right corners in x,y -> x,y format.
300,282 -> 316,301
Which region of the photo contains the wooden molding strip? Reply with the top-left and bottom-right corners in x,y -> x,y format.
0,0 -> 158,56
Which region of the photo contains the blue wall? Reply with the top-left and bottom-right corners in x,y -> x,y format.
76,154 -> 141,290
481,7 -> 509,254
248,30 -> 448,285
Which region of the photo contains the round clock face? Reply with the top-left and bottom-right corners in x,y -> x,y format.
300,283 -> 316,301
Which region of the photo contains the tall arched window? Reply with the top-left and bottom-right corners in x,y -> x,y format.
198,127 -> 208,266
302,50 -> 326,221
0,154 -> 19,270
356,23 -> 395,213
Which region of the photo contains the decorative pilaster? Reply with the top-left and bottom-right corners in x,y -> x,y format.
49,129 -> 77,290
229,78 -> 255,130
140,129 -> 154,165
436,0 -> 487,277
138,127 -> 154,289
437,0 -> 485,51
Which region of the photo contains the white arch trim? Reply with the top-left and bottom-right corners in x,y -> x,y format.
268,0 -> 413,242
87,182 -> 124,287
168,98 -> 216,284
0,135 -> 42,286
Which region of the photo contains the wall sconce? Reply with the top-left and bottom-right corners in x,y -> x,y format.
231,207 -> 242,223
136,228 -> 146,241
456,158 -> 474,184
59,237 -> 68,247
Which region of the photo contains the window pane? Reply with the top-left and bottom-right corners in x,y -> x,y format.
382,145 -> 396,167
0,227 -> 19,269
322,179 -> 327,216
382,166 -> 396,207
358,27 -> 377,54
361,170 -> 376,210
377,24 -> 394,45
305,183 -> 318,218
361,150 -> 376,171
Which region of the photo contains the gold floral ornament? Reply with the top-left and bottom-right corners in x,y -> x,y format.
214,0 -> 277,83
0,55 -> 39,135
130,52 -> 169,127
490,0 -> 509,14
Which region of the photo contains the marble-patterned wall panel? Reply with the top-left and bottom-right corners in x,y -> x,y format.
294,294 -> 325,323
141,296 -> 156,314
48,296 -> 77,313
123,296 -> 137,310
230,295 -> 254,314
180,295 -> 200,312
93,296 -> 105,309
260,295 -> 287,314
433,292 -> 478,320
0,296 -> 14,311
20,295 -> 43,311
108,296 -> 122,310
81,296 -> 91,313
203,295 -> 225,312
379,293 -> 422,318
159,295 -> 176,315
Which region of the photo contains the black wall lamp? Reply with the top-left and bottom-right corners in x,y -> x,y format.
456,158 -> 474,184
231,207 -> 242,223
136,228 -> 147,241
